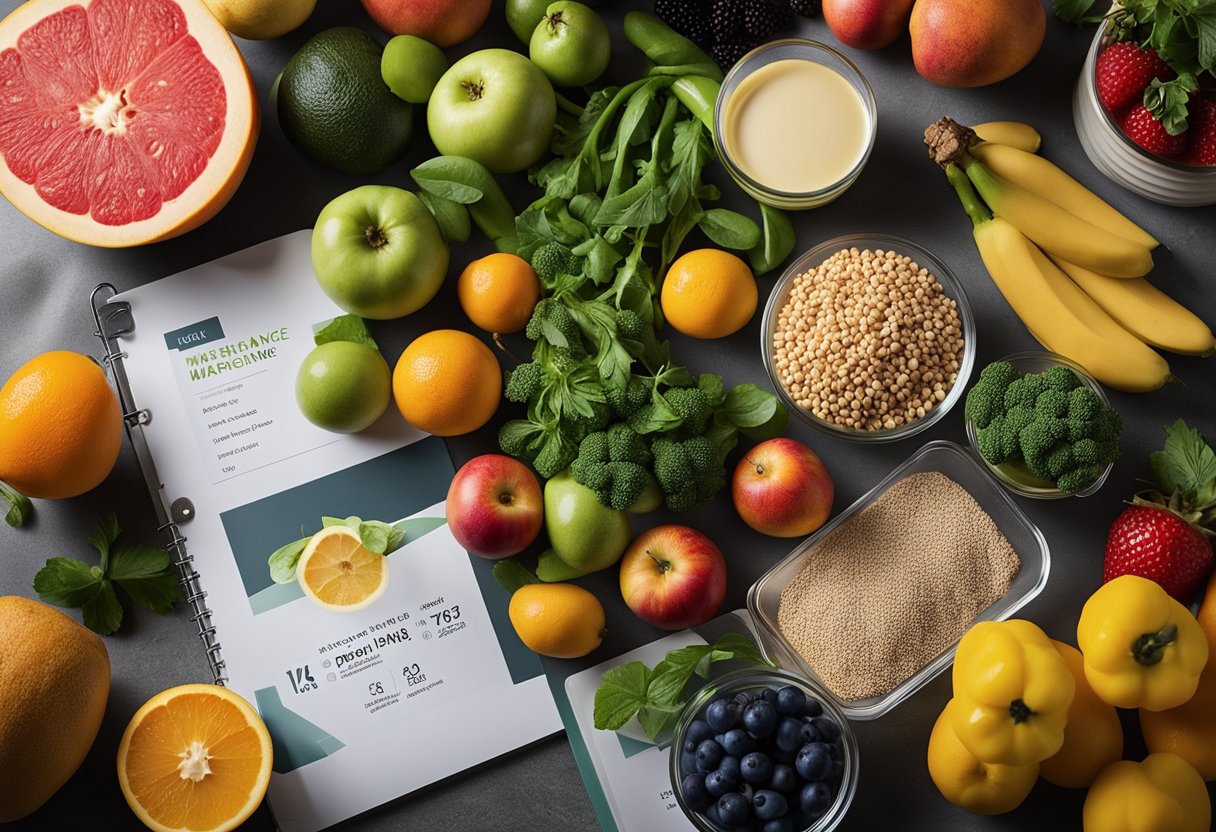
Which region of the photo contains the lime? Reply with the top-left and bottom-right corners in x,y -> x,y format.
277,27 -> 413,175
296,341 -> 392,433
382,35 -> 448,104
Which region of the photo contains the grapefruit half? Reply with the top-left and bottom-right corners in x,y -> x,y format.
0,0 -> 258,247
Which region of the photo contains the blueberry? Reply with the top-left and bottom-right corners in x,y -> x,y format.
696,739 -> 725,772
799,781 -> 832,815
721,728 -> 755,758
733,690 -> 758,707
687,718 -> 715,747
769,763 -> 798,792
775,717 -> 805,753
705,768 -> 737,798
752,789 -> 788,821
704,801 -> 722,825
812,716 -> 841,743
798,721 -> 821,745
762,817 -> 795,832
830,755 -> 845,781
775,686 -> 806,716
680,749 -> 698,776
742,701 -> 779,737
762,687 -> 779,704
707,699 -> 742,732
802,698 -> 823,718
737,782 -> 754,803
718,755 -> 741,783
796,742 -> 832,781
740,751 -> 774,784
681,773 -> 712,811
717,792 -> 751,826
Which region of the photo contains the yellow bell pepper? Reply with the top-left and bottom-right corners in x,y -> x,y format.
1083,753 -> 1212,832
950,619 -> 1075,767
1077,575 -> 1209,712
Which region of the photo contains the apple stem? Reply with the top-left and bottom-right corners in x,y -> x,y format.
747,457 -> 765,476
646,550 -> 671,574
546,11 -> 566,33
460,80 -> 485,102
364,226 -> 388,249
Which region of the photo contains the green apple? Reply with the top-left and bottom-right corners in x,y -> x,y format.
311,186 -> 449,320
506,0 -> 549,42
427,49 -> 556,174
382,35 -> 448,104
543,470 -> 631,574
529,2 -> 611,88
296,341 -> 391,433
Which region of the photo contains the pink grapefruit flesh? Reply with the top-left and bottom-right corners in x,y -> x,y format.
0,0 -> 257,247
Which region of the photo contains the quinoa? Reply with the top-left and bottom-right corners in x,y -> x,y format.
772,247 -> 965,431
775,471 -> 1020,702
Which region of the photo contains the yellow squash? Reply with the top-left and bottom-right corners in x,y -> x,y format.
1083,753 -> 1211,832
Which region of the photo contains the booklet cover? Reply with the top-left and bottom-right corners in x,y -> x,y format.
109,231 -> 561,832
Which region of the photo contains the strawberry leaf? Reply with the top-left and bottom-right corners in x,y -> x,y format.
1144,74 -> 1199,134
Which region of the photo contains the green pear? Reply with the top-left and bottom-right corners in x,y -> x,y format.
543,470 -> 631,574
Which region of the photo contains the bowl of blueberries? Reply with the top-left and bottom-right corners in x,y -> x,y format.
669,667 -> 859,832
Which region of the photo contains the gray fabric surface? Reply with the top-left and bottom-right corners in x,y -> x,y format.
1,1 -> 1214,830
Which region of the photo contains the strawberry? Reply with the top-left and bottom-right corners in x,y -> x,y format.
1095,43 -> 1173,112
1181,97 -> 1216,166
1103,420 -> 1216,603
1120,103 -> 1187,159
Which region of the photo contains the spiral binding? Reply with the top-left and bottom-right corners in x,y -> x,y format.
91,284 -> 228,686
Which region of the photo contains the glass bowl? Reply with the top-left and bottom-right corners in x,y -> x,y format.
761,234 -> 977,444
713,39 -> 877,210
1074,23 -> 1216,206
669,667 -> 860,832
964,351 -> 1115,500
747,440 -> 1051,720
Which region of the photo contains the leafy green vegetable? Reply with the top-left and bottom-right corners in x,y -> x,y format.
0,481 -> 32,528
1095,0 -> 1216,94
417,191 -> 471,244
1146,419 -> 1216,528
749,203 -> 798,276
314,315 -> 378,350
1145,73 -> 1199,135
33,515 -> 182,635
1053,0 -> 1105,24
410,156 -> 517,251
268,516 -> 407,584
593,633 -> 773,740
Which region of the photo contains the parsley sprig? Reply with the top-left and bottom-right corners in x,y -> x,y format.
33,515 -> 182,635
0,481 -> 32,528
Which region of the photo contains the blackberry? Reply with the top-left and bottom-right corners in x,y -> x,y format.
742,0 -> 779,38
710,0 -> 744,43
713,36 -> 760,69
789,0 -> 820,17
654,0 -> 712,46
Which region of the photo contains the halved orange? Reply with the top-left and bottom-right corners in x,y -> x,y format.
297,525 -> 390,612
117,684 -> 272,832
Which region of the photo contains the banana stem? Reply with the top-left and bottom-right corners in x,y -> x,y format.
945,164 -> 992,229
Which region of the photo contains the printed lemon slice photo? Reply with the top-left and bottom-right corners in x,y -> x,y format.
296,525 -> 390,612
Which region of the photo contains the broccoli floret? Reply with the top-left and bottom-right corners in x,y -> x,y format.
615,309 -> 645,341
964,361 -> 1019,429
665,386 -> 713,437
505,363 -> 543,404
1044,364 -> 1082,393
1003,373 -> 1048,409
570,428 -> 651,511
607,376 -> 651,421
525,298 -> 580,348
651,436 -> 727,513
531,243 -> 576,283
607,423 -> 651,466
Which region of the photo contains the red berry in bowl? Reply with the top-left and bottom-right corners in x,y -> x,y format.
1119,103 -> 1188,158
1104,505 -> 1213,603
1181,97 -> 1216,166
1096,43 -> 1173,112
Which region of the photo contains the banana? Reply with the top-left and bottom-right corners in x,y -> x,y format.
964,160 -> 1154,278
972,143 -> 1159,251
971,121 -> 1041,153
1052,257 -> 1216,357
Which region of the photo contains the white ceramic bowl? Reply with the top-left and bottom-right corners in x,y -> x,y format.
1074,25 -> 1216,206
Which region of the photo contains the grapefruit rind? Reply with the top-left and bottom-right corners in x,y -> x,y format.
0,0 -> 258,248
116,683 -> 273,832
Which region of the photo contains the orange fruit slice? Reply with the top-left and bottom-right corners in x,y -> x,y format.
457,253 -> 542,334
392,329 -> 502,436
297,525 -> 389,612
661,249 -> 758,339
0,0 -> 258,247
117,684 -> 272,832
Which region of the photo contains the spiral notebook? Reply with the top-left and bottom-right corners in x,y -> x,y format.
91,231 -> 561,832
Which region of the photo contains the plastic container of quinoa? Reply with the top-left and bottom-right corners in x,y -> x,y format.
746,440 -> 1050,721
761,233 -> 977,444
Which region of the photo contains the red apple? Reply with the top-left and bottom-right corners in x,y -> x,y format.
822,0 -> 915,50
732,438 -> 834,538
446,454 -> 543,559
619,526 -> 727,630
360,0 -> 492,47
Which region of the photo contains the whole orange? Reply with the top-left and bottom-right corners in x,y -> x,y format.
393,330 -> 502,436
457,253 -> 541,334
661,249 -> 758,339
0,351 -> 122,499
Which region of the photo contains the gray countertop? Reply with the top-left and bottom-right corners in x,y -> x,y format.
1,1 -> 1213,830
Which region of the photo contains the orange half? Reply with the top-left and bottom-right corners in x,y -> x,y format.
297,525 -> 390,612
117,684 -> 272,832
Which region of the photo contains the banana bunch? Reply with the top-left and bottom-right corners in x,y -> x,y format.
929,118 -> 1215,393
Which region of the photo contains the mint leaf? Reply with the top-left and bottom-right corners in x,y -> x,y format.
0,482 -> 31,528
88,513 -> 120,571
269,536 -> 310,584
314,315 -> 378,350
82,582 -> 123,635
34,557 -> 103,607
1151,419 -> 1216,508
719,385 -> 789,440
357,521 -> 392,554
492,560 -> 539,594
648,645 -> 713,705
594,662 -> 653,731
698,209 -> 761,251
110,543 -> 181,614
637,701 -> 684,741
710,632 -> 771,667
747,203 -> 796,276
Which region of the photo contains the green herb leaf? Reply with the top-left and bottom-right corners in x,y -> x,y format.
0,482 -> 32,528
720,385 -> 786,431
698,209 -> 762,251
748,203 -> 796,276
1053,0 -> 1103,24
637,701 -> 685,740
34,557 -> 103,607
358,520 -> 404,555
1150,419 -> 1216,509
417,191 -> 471,244
1144,74 -> 1200,135
82,581 -> 124,636
269,537 -> 310,584
314,315 -> 378,350
697,374 -> 726,407
109,544 -> 181,614
593,661 -> 653,731
492,559 -> 539,594
410,157 -> 486,204
88,513 -> 120,569
647,644 -> 713,705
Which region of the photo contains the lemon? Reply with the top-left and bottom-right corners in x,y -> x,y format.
661,249 -> 758,339
297,526 -> 389,612
508,583 -> 606,659
203,0 -> 316,40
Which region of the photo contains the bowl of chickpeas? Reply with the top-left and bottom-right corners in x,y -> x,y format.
761,234 -> 976,443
